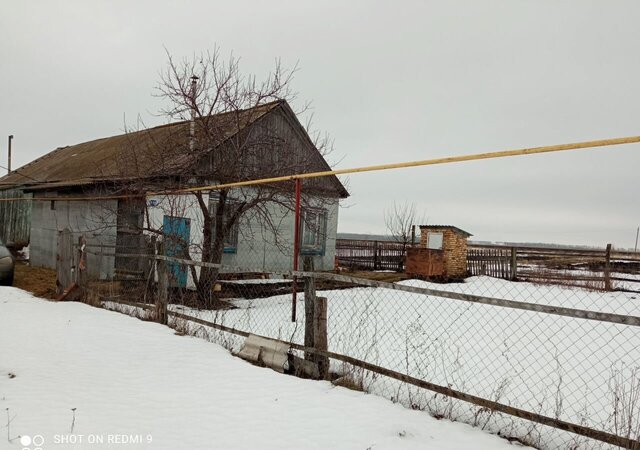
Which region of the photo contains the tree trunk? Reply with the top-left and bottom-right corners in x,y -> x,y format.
194,190 -> 230,309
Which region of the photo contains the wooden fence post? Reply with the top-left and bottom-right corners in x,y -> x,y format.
314,296 -> 329,379
76,236 -> 87,299
604,243 -> 612,291
300,256 -> 329,379
373,241 -> 379,270
510,247 -> 517,281
303,256 -> 316,361
156,242 -> 168,325
55,228 -> 73,298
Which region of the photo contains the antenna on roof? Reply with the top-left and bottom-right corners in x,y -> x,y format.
189,76 -> 199,151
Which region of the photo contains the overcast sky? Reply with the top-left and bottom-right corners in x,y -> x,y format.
1,1 -> 639,248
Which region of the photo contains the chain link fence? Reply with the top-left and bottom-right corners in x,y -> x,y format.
61,232 -> 640,450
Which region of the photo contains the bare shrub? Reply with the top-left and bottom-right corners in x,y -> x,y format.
608,364 -> 640,445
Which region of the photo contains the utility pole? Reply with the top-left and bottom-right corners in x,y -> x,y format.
7,135 -> 13,174
635,226 -> 639,253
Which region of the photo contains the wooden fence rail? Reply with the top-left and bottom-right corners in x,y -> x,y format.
336,239 -> 640,292
468,243 -> 640,292
335,239 -> 409,271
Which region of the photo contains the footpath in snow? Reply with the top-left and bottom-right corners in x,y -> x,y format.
0,288 -> 521,450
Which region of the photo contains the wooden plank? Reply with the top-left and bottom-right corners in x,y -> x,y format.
56,228 -> 73,297
610,276 -> 640,283
518,272 -> 607,282
604,244 -> 612,291
314,296 -> 329,379
336,238 -> 409,271
469,243 -> 611,256
303,256 -> 316,361
467,245 -> 640,265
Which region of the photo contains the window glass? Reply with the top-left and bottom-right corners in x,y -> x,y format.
300,209 -> 327,255
427,232 -> 443,250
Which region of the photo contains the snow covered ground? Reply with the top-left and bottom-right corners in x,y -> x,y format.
167,276 -> 640,449
519,264 -> 640,292
0,287 -> 522,450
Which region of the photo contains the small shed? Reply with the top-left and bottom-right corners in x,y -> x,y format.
405,225 -> 472,280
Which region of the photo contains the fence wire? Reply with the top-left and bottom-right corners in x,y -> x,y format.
69,237 -> 640,450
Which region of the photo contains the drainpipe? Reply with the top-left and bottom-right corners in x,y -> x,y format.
7,135 -> 13,174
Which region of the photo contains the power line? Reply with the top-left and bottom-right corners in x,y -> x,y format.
0,134 -> 639,203
178,135 -> 640,194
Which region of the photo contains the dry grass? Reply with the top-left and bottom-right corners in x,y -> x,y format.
332,375 -> 367,392
13,262 -> 57,299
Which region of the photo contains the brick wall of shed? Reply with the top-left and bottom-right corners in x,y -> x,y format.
420,229 -> 468,278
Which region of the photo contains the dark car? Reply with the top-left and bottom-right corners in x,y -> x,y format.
0,238 -> 15,286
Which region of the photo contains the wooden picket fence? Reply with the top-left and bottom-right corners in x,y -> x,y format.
469,244 -> 640,292
336,239 -> 640,292
335,239 -> 410,271
467,246 -> 516,280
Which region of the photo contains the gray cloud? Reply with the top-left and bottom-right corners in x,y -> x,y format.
1,0 -> 639,248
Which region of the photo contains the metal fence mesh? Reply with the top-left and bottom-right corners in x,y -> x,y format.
71,240 -> 640,450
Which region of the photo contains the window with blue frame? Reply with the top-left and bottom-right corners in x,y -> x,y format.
211,201 -> 240,254
300,209 -> 328,255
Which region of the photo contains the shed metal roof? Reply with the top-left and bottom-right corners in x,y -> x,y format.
419,225 -> 473,237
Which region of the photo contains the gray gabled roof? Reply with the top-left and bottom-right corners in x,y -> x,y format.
0,100 -> 349,198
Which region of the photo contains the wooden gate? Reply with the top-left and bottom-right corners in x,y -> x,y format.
405,248 -> 445,278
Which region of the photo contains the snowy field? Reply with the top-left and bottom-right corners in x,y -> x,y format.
167,276 -> 640,449
0,287 -> 522,450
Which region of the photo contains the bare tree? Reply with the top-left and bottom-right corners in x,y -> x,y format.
105,48 -> 344,308
384,202 -> 426,253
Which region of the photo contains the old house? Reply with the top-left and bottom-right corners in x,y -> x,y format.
405,225 -> 472,280
0,101 -> 349,286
